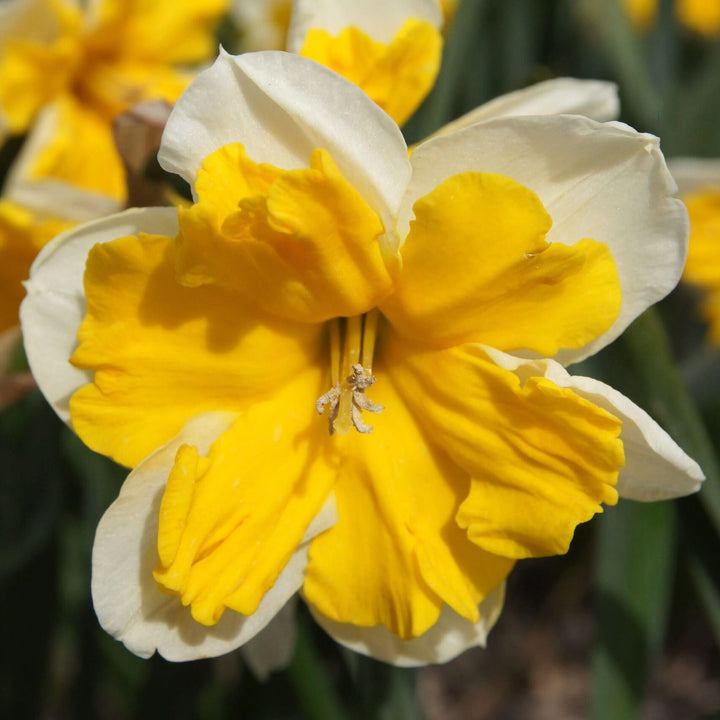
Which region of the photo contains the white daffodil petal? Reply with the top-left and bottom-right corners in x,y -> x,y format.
3,102 -> 123,221
668,157 -> 720,194
240,599 -> 298,679
483,347 -> 704,501
286,0 -> 442,51
158,50 -> 411,238
309,586 -> 505,667
20,207 -> 179,423
404,115 -> 688,365
432,78 -> 620,138
92,412 -> 338,662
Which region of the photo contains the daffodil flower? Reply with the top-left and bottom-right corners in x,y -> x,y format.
0,0 -> 228,216
287,0 -> 444,126
22,51 -> 703,666
669,157 -> 720,343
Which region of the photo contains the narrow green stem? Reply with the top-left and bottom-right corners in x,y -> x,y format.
600,0 -> 663,131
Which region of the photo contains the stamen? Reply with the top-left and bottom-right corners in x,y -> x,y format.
334,316 -> 363,435
329,318 -> 341,387
316,314 -> 384,435
361,308 -> 379,372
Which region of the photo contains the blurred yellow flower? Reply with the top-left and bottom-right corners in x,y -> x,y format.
0,0 -> 228,209
0,199 -> 73,333
623,0 -> 720,36
670,158 -> 720,343
22,52 -> 702,665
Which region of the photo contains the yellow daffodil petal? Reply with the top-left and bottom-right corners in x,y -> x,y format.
158,51 -> 412,245
89,0 -> 229,65
386,341 -> 624,559
0,200 -> 73,332
403,116 -> 687,366
92,410 -> 336,661
25,96 -> 127,205
69,231 -> 323,468
681,188 -> 720,343
300,18 -> 441,126
382,172 -> 621,355
304,379 -> 513,641
0,0 -> 81,133
676,0 -> 720,36
482,349 -> 703,501
153,371 -> 337,626
177,143 -> 394,322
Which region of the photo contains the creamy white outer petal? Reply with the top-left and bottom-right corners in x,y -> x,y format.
403,115 -> 688,365
240,598 -> 297,679
286,0 -> 442,51
158,50 -> 411,252
2,102 -> 123,220
92,412 -> 339,662
309,585 -> 504,667
431,78 -> 620,138
483,346 -> 705,501
20,207 -> 179,424
668,157 -> 720,195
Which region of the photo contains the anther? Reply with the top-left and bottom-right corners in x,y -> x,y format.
316,364 -> 384,435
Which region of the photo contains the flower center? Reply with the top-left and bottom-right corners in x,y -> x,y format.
316,310 -> 384,435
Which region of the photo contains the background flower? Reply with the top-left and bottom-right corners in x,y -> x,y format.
0,0 -> 228,213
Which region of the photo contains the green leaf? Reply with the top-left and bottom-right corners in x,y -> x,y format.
592,500 -> 677,720
593,0 -> 662,131
408,0 -> 489,139
287,617 -> 351,720
622,308 -> 720,537
678,495 -> 720,646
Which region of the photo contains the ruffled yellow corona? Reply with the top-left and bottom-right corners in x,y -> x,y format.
69,143 -> 624,637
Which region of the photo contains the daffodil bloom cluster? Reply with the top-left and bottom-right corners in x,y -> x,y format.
623,0 -> 720,36
22,51 -> 703,666
670,158 -> 720,343
0,0 -> 228,214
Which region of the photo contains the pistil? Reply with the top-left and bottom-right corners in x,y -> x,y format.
316,311 -> 384,435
